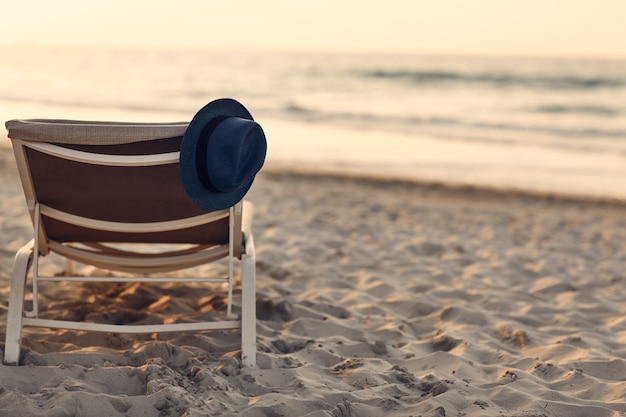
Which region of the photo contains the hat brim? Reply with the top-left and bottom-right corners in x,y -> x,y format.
180,98 -> 255,211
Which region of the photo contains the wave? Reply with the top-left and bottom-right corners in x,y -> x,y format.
530,104 -> 621,116
359,69 -> 626,90
280,104 -> 626,141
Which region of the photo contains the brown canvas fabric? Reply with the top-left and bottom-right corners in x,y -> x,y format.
7,120 -> 243,257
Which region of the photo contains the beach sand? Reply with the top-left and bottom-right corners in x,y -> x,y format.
1,147 -> 626,416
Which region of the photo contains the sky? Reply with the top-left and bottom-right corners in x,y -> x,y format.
1,0 -> 625,58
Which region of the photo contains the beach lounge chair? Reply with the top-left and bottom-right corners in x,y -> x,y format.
3,99 -> 265,367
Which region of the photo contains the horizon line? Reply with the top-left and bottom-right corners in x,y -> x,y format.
1,41 -> 625,61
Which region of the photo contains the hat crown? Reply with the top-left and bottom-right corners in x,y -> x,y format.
205,117 -> 266,192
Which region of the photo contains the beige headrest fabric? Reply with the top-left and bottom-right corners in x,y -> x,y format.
5,119 -> 188,145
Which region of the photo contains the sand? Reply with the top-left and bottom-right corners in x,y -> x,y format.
1,146 -> 626,416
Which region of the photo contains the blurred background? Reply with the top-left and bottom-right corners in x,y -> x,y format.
1,0 -> 625,199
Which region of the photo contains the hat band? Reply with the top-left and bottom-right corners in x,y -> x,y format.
195,115 -> 228,192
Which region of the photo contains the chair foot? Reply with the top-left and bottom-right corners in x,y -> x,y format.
3,241 -> 34,365
240,253 -> 256,367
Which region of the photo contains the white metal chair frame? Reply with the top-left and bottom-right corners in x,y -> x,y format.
4,129 -> 257,366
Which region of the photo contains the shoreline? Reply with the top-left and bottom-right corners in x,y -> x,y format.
262,164 -> 626,208
2,135 -> 626,208
3,124 -> 626,208
261,117 -> 626,204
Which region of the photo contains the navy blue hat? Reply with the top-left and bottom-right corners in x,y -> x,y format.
180,98 -> 267,211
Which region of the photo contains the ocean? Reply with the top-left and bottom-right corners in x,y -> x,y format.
1,45 -> 625,200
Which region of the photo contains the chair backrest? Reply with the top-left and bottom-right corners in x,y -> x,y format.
6,119 -> 243,259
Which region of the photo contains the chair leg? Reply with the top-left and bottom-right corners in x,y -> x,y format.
240,252 -> 256,367
4,241 -> 34,365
